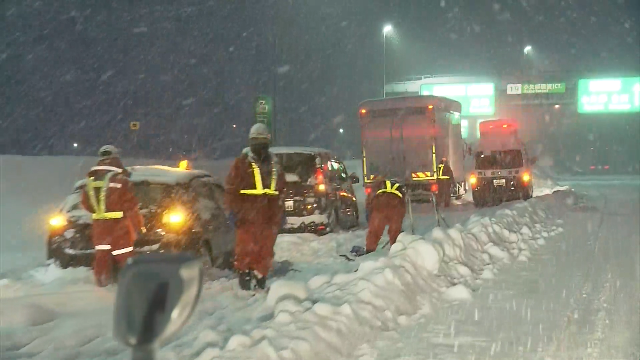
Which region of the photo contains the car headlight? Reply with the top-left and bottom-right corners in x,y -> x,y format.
162,208 -> 189,229
49,215 -> 68,228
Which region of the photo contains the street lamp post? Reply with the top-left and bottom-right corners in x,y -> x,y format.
383,25 -> 393,98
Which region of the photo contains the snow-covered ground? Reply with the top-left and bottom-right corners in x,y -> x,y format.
1,155 -> 637,360
351,178 -> 640,360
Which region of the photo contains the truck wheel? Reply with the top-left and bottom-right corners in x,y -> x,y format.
57,257 -> 71,269
329,207 -> 340,232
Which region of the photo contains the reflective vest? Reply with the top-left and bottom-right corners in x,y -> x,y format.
376,180 -> 403,198
85,172 -> 125,220
437,164 -> 450,179
240,161 -> 279,196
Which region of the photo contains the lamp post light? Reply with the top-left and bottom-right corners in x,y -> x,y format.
383,25 -> 393,98
524,45 -> 533,55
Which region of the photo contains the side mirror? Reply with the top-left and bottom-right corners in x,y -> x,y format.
349,173 -> 360,184
113,253 -> 203,360
530,156 -> 538,165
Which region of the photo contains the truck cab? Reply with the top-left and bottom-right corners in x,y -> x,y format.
469,119 -> 535,207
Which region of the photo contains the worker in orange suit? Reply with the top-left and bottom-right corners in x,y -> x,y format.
365,178 -> 406,254
81,145 -> 144,287
224,123 -> 286,290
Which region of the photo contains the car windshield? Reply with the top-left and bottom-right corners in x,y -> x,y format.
133,183 -> 171,209
275,153 -> 317,182
475,150 -> 524,170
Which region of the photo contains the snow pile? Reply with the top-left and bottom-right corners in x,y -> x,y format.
185,198 -> 562,360
533,165 -> 570,196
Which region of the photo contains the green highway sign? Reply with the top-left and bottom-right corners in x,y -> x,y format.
578,77 -> 640,114
420,83 -> 495,116
254,95 -> 273,130
507,83 -> 566,94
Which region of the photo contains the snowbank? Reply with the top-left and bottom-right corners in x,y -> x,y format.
533,166 -> 570,196
180,197 -> 562,360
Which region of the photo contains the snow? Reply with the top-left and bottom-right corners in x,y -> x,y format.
269,146 -> 332,155
128,165 -> 211,185
284,214 -> 328,228
1,155 -> 638,360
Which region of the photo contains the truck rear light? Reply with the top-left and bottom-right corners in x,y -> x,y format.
430,183 -> 439,193
364,187 -> 372,195
522,172 -> 531,183
469,175 -> 477,188
315,168 -> 324,183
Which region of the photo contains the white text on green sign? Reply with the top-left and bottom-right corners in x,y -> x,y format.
420,83 -> 495,116
577,77 -> 640,114
523,83 -> 565,94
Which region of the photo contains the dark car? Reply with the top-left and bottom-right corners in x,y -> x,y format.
46,165 -> 235,270
270,147 -> 360,234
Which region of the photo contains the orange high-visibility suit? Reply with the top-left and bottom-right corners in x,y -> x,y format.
224,150 -> 285,278
81,157 -> 143,287
365,179 -> 406,253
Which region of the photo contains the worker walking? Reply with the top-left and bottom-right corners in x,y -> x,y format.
224,124 -> 286,290
81,145 -> 144,287
437,157 -> 455,208
365,178 -> 406,254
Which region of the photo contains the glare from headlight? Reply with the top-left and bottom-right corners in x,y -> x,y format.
49,215 -> 67,227
162,209 -> 186,224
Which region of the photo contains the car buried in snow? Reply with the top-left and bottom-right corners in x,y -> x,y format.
46,164 -> 235,270
269,147 -> 361,235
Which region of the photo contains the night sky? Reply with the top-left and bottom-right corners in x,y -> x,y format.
2,0 -> 638,158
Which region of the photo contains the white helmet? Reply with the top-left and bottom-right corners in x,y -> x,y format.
249,123 -> 271,143
99,145 -> 120,158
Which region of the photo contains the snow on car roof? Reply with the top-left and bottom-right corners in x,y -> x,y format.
269,146 -> 332,155
70,165 -> 212,190
128,165 -> 211,185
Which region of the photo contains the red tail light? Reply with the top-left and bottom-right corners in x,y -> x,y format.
430,183 -> 439,193
590,166 -> 596,170
315,168 -> 324,184
364,187 -> 372,195
604,165 -> 610,170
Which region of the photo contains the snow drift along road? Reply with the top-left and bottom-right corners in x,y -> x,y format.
164,195 -> 562,360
